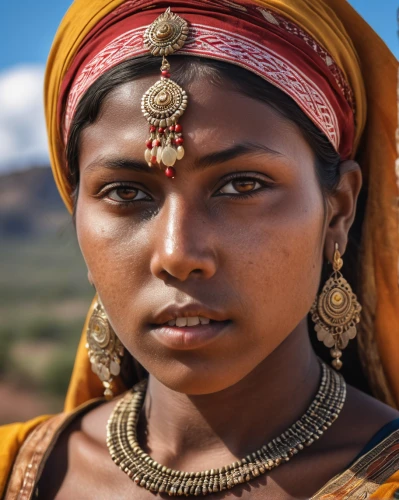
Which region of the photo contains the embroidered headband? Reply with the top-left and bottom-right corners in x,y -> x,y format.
61,0 -> 356,164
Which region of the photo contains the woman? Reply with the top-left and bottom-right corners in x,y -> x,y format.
1,0 -> 399,498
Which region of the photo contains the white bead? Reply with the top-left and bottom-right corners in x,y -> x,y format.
157,147 -> 163,164
144,149 -> 152,163
162,147 -> 177,167
176,146 -> 185,160
110,360 -> 121,376
99,365 -> 110,381
151,146 -> 158,157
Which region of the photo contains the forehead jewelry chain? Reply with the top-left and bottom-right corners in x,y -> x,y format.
142,8 -> 189,179
107,362 -> 346,497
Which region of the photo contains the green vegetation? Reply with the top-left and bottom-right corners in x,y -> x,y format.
0,228 -> 94,419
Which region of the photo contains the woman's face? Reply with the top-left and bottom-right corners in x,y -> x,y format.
76,73 -> 326,394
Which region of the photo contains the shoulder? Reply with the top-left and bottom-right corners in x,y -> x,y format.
2,398 -> 104,500
36,397 -> 120,499
339,384 -> 399,444
313,427 -> 399,499
311,386 -> 399,499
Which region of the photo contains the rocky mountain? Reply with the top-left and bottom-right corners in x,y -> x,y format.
0,167 -> 70,239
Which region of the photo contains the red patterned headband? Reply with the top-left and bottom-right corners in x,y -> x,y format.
60,0 -> 355,160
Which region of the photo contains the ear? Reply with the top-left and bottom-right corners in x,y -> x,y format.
324,160 -> 362,261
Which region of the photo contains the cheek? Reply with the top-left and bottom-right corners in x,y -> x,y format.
75,196 -> 148,314
227,183 -> 325,339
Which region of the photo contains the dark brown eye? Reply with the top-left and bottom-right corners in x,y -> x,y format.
232,179 -> 257,192
107,187 -> 148,202
219,178 -> 262,195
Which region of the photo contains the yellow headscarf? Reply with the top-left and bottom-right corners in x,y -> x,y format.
1,0 -> 398,495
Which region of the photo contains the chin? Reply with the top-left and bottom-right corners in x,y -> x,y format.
140,354 -> 260,395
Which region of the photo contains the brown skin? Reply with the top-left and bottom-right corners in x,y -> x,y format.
38,74 -> 399,499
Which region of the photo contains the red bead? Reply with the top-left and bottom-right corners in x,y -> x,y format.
150,125 -> 156,133
161,71 -> 171,78
146,140 -> 153,149
151,156 -> 157,164
175,137 -> 184,146
158,127 -> 165,134
175,124 -> 182,133
153,139 -> 161,147
165,167 -> 176,178
169,125 -> 175,132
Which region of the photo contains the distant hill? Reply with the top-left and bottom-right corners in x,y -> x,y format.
0,166 -> 70,239
0,167 -> 92,424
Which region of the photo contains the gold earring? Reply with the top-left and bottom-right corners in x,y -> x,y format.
311,243 -> 362,370
86,300 -> 124,397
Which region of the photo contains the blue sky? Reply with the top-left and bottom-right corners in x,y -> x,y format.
0,0 -> 397,172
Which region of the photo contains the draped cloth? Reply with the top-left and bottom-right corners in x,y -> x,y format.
1,0 -> 399,497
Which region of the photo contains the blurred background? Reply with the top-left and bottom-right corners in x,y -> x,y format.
0,0 -> 398,424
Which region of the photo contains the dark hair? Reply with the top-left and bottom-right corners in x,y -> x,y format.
66,55 -> 341,203
66,55 -> 369,392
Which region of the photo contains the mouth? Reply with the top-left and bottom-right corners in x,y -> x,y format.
149,313 -> 231,350
165,315 -> 211,327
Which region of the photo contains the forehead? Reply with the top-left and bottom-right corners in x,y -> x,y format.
80,73 -> 313,164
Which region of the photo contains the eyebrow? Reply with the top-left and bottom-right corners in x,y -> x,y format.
84,157 -> 152,174
193,142 -> 283,171
84,141 -> 284,174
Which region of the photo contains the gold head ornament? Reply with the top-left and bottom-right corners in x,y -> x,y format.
141,8 -> 189,179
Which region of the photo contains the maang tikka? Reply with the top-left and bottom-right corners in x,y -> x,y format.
142,8 -> 189,179
311,243 -> 362,370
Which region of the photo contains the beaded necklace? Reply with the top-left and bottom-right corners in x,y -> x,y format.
107,362 -> 346,497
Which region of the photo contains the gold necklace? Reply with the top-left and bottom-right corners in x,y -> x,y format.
107,362 -> 346,497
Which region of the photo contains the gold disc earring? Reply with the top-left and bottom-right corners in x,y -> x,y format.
310,243 -> 362,370
86,300 -> 124,397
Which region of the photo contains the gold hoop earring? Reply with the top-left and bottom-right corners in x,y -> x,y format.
311,243 -> 362,370
86,300 -> 124,397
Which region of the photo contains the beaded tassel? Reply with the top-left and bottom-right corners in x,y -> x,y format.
144,119 -> 185,179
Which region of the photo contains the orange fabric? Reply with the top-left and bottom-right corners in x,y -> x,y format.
4,414 -> 68,500
0,415 -> 51,496
371,471 -> 399,499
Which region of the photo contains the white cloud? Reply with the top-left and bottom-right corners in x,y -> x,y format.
0,65 -> 49,172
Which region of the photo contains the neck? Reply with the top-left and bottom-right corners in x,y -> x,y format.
143,321 -> 320,469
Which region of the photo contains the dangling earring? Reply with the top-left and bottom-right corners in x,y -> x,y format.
86,300 -> 124,397
311,243 -> 362,370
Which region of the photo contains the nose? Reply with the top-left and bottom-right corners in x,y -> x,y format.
150,196 -> 217,282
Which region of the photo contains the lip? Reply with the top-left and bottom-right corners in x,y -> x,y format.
149,320 -> 231,350
149,302 -> 231,350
